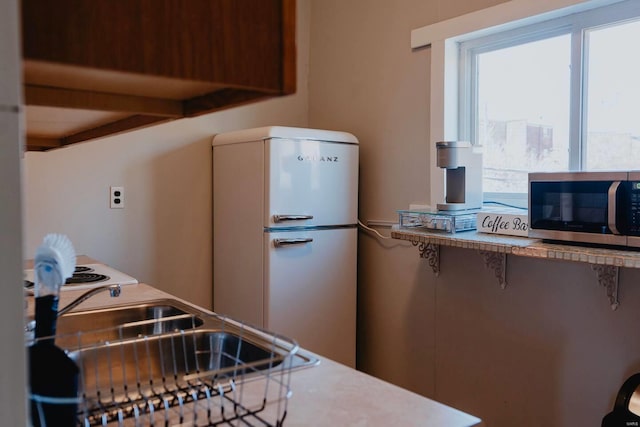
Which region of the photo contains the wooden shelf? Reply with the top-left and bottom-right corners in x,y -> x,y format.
391,226 -> 640,310
21,0 -> 296,151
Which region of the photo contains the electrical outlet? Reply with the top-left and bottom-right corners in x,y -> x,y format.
110,186 -> 124,209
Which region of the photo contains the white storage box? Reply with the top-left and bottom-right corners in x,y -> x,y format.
477,208 -> 529,237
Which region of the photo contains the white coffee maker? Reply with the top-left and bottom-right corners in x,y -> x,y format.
436,141 -> 483,211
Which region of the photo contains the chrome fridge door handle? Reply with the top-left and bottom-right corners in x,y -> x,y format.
273,238 -> 313,247
273,214 -> 314,223
608,181 -> 621,234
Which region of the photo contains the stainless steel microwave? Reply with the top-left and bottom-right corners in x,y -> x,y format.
528,171 -> 640,248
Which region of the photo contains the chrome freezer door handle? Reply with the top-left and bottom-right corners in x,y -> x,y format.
273,238 -> 313,247
272,214 -> 314,223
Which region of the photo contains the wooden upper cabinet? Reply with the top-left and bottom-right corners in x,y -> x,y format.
21,0 -> 296,151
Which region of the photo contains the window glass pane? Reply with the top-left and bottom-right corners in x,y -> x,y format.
477,35 -> 571,194
585,19 -> 640,171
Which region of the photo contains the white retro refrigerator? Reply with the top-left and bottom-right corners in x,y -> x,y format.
212,126 -> 358,367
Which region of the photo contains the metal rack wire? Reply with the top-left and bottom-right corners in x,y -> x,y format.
28,313 -> 299,426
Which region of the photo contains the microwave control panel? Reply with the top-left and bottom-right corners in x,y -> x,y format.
628,181 -> 640,234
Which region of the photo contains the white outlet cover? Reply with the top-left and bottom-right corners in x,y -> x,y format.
110,186 -> 124,209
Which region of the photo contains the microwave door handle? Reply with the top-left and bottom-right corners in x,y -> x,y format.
608,181 -> 621,234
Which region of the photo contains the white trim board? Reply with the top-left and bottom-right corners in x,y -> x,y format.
411,0 -> 626,48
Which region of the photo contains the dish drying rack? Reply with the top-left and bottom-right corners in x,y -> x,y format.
27,313 -> 299,426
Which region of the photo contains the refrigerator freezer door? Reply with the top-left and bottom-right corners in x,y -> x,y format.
264,227 -> 357,367
265,138 -> 358,228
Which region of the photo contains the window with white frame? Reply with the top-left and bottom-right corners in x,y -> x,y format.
412,0 -> 640,210
458,1 -> 640,206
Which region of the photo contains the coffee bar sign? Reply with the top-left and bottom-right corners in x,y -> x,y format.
477,210 -> 529,237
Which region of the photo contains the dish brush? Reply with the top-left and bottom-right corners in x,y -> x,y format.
33,233 -> 76,339
29,233 -> 79,427
34,233 -> 76,298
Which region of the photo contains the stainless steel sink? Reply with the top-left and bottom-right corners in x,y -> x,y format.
55,299 -> 205,346
69,329 -> 289,395
31,298 -> 318,426
53,298 -> 318,372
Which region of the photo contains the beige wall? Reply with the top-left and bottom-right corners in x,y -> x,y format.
308,0 -> 640,426
19,0 -> 640,425
23,1 -> 312,309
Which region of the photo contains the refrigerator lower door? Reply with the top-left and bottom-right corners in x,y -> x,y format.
264,227 -> 356,368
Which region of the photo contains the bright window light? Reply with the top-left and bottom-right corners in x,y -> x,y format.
585,18 -> 640,170
477,35 -> 571,193
459,2 -> 640,205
